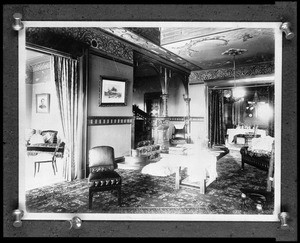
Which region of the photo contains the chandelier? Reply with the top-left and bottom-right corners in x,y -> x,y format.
222,48 -> 247,101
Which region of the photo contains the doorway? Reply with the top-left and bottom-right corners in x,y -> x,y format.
144,92 -> 162,117
208,84 -> 274,149
25,48 -> 65,190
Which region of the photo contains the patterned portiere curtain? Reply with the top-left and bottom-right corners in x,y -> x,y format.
208,89 -> 226,147
51,54 -> 87,181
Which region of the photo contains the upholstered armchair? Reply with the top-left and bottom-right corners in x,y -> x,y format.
88,146 -> 122,209
170,124 -> 187,145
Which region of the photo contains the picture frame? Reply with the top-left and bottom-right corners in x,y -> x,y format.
99,76 -> 128,106
36,93 -> 50,113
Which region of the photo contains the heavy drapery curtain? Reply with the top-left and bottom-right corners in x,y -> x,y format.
232,99 -> 245,126
208,89 -> 226,147
51,53 -> 87,181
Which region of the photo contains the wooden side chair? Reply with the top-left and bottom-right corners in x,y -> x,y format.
88,146 -> 122,209
33,142 -> 65,177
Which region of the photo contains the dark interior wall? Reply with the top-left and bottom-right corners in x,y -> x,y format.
133,74 -> 187,116
133,75 -> 161,112
168,75 -> 186,116
88,54 -> 133,158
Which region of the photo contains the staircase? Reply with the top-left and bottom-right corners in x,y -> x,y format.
132,105 -> 152,144
133,104 -> 150,120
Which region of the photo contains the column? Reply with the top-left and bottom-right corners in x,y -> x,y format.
156,67 -> 170,153
183,95 -> 191,143
161,93 -> 169,117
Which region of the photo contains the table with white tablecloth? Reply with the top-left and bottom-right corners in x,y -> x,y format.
226,128 -> 267,144
141,148 -> 218,194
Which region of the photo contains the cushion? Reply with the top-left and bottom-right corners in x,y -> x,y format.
29,133 -> 45,144
248,135 -> 274,154
137,140 -> 154,147
42,132 -> 54,143
41,130 -> 58,143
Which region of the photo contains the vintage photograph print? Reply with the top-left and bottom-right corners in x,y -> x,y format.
18,21 -> 282,221
36,93 -> 50,113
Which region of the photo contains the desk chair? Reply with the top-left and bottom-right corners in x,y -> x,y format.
33,142 -> 65,177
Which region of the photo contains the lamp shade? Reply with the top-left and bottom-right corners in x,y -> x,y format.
232,87 -> 246,99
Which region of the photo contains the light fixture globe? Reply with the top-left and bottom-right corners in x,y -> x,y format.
232,86 -> 246,99
222,48 -> 248,101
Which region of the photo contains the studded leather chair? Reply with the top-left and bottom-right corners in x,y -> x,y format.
88,146 -> 122,209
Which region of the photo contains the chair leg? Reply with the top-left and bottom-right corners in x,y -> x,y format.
117,187 -> 121,206
34,162 -> 37,177
89,189 -> 93,209
241,160 -> 245,170
54,161 -> 58,172
52,162 -> 56,175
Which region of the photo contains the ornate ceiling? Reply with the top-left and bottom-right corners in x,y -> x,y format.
120,27 -> 275,71
160,27 -> 274,70
26,26 -> 275,76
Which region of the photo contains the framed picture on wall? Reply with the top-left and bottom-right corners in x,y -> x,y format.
36,93 -> 50,113
99,76 -> 128,106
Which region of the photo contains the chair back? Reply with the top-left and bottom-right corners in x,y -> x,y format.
89,146 -> 115,171
173,124 -> 187,139
52,141 -> 64,160
41,130 -> 58,144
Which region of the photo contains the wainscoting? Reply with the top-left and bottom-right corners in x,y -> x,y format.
88,116 -> 133,126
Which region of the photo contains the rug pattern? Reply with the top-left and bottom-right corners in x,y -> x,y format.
26,150 -> 274,214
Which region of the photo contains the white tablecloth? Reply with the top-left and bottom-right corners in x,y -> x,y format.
141,150 -> 217,182
227,128 -> 266,144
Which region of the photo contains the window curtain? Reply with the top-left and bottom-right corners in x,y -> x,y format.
208,89 -> 226,147
51,53 -> 87,181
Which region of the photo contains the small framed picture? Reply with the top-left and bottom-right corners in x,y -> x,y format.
36,93 -> 50,113
99,76 -> 128,106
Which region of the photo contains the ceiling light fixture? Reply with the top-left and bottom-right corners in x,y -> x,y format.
222,48 -> 247,101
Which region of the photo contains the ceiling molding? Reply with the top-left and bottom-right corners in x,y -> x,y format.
126,27 -> 161,46
134,51 -> 190,77
204,74 -> 274,88
189,62 -> 274,84
100,27 -> 200,71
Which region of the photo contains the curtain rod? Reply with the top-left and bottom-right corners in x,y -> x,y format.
208,83 -> 274,90
26,42 -> 73,59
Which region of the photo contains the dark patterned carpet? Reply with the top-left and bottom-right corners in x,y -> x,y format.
26,150 -> 274,214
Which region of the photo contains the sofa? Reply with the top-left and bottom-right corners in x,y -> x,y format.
135,140 -> 161,162
240,136 -> 274,171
